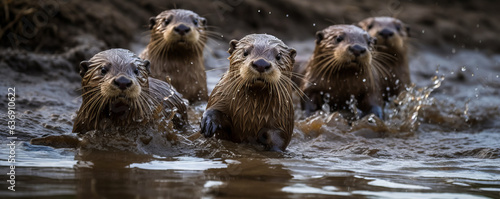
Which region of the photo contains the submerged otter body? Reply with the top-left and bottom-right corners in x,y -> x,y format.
140,9 -> 208,103
359,17 -> 411,99
73,48 -> 188,134
200,34 -> 297,151
301,25 -> 385,119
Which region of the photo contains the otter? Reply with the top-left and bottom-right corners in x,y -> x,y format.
73,48 -> 188,134
200,34 -> 297,151
140,9 -> 208,103
359,17 -> 410,99
301,25 -> 385,119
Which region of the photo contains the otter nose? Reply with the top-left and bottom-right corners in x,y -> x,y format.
174,24 -> 191,35
349,45 -> 367,57
252,59 -> 271,73
378,29 -> 394,39
114,76 -> 133,90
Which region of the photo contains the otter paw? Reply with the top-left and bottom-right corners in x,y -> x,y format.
258,128 -> 287,152
200,109 -> 227,138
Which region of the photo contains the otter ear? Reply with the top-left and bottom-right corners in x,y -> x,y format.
315,31 -> 324,44
228,39 -> 238,54
288,48 -> 297,60
200,17 -> 207,27
149,17 -> 156,30
79,61 -> 89,78
358,18 -> 369,29
143,60 -> 151,75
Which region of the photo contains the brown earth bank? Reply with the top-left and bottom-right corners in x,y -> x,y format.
1,0 -> 499,55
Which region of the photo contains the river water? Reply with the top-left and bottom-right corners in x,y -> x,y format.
0,38 -> 499,198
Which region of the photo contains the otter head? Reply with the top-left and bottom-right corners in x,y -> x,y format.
315,25 -> 375,68
79,49 -> 151,117
148,9 -> 207,50
359,17 -> 409,52
227,34 -> 296,88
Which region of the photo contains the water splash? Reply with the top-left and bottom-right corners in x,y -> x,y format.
385,75 -> 445,133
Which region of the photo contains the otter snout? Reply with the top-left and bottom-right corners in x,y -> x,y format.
378,28 -> 394,39
348,45 -> 367,57
114,76 -> 133,90
252,59 -> 271,73
174,24 -> 191,36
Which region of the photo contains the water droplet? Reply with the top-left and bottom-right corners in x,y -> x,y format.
134,117 -> 143,122
286,14 -> 289,17
471,73 -> 474,77
367,115 -> 376,123
451,48 -> 456,54
313,23 -> 316,27
163,97 -> 169,101
496,75 -> 499,78
268,11 -> 271,15
313,83 -> 317,86
386,87 -> 390,91
453,34 -> 456,39
362,79 -> 366,82
221,35 -> 224,38
395,79 -> 400,84
190,62 -> 193,65
257,10 -> 261,13
461,66 -> 466,72
328,87 -> 331,90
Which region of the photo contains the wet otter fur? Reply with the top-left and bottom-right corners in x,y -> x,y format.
200,34 -> 297,151
359,17 -> 411,100
73,48 -> 188,134
140,9 -> 208,103
300,25 -> 386,119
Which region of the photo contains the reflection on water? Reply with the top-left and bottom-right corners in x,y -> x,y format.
0,45 -> 500,198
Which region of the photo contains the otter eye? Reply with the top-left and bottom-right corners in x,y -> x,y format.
164,18 -> 171,26
193,19 -> 199,26
367,24 -> 373,30
243,50 -> 249,57
395,24 -> 401,31
276,53 -> 282,61
336,36 -> 344,43
101,67 -> 108,75
134,68 -> 139,75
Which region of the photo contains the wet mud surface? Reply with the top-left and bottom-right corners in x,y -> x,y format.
1,0 -> 500,198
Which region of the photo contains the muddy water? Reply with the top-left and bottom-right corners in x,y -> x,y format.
0,39 -> 499,198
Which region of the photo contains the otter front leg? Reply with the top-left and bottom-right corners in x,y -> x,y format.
200,109 -> 231,138
257,128 -> 289,152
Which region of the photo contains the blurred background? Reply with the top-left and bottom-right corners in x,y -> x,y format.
1,0 -> 499,56
1,1 -> 499,198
